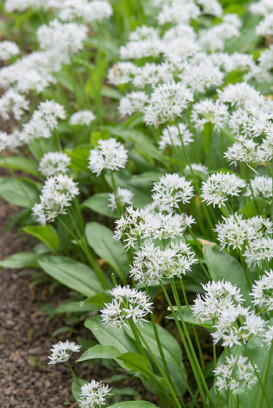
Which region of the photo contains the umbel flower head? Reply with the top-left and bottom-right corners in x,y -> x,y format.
78,380 -> 111,408
201,172 -> 246,207
101,285 -> 153,328
108,187 -> 134,211
214,355 -> 258,394
88,138 -> 128,176
48,341 -> 81,364
69,110 -> 95,126
152,173 -> 194,213
251,270 -> 273,311
32,174 -> 79,225
39,152 -> 71,177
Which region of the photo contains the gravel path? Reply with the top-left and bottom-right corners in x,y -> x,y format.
0,199 -> 81,408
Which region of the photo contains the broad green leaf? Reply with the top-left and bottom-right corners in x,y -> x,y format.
66,146 -> 90,171
239,198 -> 269,217
85,316 -> 137,354
39,256 -> 103,297
51,300 -> 98,315
204,246 -> 249,300
110,403 -> 158,408
117,352 -> 154,379
85,222 -> 129,282
83,193 -> 116,218
85,291 -> 113,307
0,252 -> 42,268
77,345 -> 121,362
0,177 -> 39,208
0,156 -> 39,176
23,225 -> 59,254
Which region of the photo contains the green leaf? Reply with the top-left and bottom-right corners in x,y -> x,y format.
85,222 -> 129,282
39,256 -> 103,297
110,402 -> 158,408
77,344 -> 121,362
23,225 -> 59,254
204,246 -> 250,300
66,146 -> 90,171
83,193 -> 116,218
85,316 -> 137,354
0,177 -> 39,208
117,352 -> 154,379
71,379 -> 88,401
50,300 -> 98,315
239,198 -> 269,217
85,291 -> 113,307
0,252 -> 42,268
0,156 -> 39,176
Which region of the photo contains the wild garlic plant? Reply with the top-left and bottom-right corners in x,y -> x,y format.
2,0 -> 273,407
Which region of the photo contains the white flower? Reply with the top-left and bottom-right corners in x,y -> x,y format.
201,172 -> 246,207
108,187 -> 134,211
218,83 -> 261,107
191,99 -> 228,130
244,237 -> 273,267
256,13 -> 273,36
59,0 -> 112,23
39,152 -> 71,177
130,240 -> 197,284
32,174 -> 79,225
152,173 -> 194,212
264,326 -> 273,348
144,82 -> 193,127
224,139 -> 261,166
37,19 -> 88,58
79,380 -> 111,408
108,62 -> 138,86
88,138 -> 128,176
179,62 -> 224,94
70,110 -> 95,126
0,40 -> 19,60
48,340 -> 80,364
159,123 -> 193,151
214,355 -> 258,394
251,270 -> 273,310
0,89 -> 29,121
114,206 -> 195,250
101,285 -> 152,328
245,176 -> 273,199
193,280 -> 244,322
119,91 -> 148,117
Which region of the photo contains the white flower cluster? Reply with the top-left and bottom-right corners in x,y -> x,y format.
158,123 -> 193,151
0,40 -> 19,60
108,187 -> 134,211
79,380 -> 111,408
48,341 -> 81,364
114,206 -> 195,251
39,152 -> 71,177
152,173 -> 194,213
214,355 -> 258,394
193,280 -> 266,347
201,172 -> 246,207
22,100 -> 66,143
251,270 -> 273,311
70,110 -> 95,126
32,174 -> 79,225
101,285 -> 153,328
215,214 -> 273,251
130,240 -> 197,284
0,89 -> 29,121
88,138 -> 128,176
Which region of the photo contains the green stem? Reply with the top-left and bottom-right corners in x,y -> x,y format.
161,283 -> 208,408
257,342 -> 273,408
66,361 -> 81,387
